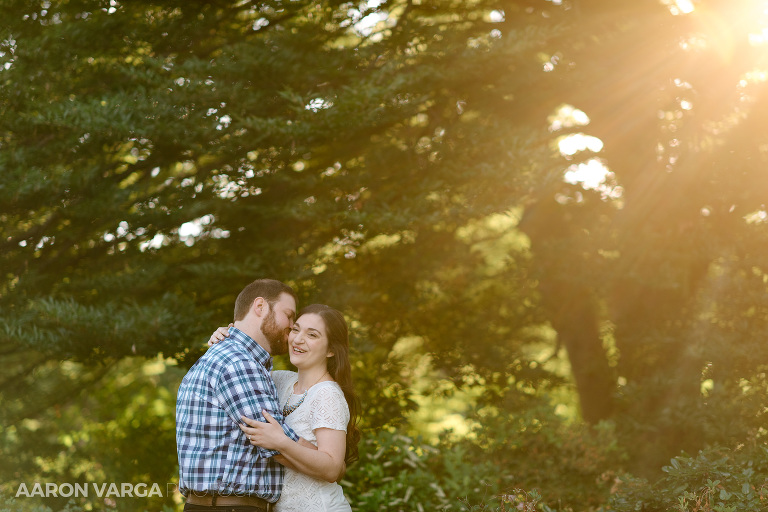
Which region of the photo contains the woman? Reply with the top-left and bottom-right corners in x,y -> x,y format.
209,304 -> 361,512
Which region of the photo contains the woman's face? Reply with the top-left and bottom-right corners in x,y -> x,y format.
288,313 -> 333,370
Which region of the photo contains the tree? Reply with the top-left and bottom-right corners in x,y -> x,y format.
0,0 -> 556,419
0,1 -> 558,508
3,2 -> 768,504
516,0 -> 768,469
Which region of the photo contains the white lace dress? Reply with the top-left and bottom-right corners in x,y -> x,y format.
272,370 -> 351,512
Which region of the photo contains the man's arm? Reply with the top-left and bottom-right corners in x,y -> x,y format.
215,359 -> 300,457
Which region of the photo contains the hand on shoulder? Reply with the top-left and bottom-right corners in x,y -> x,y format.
208,324 -> 234,347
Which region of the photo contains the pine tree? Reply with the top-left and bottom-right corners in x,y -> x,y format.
2,0 -> 768,486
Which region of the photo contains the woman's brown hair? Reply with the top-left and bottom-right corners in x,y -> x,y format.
299,304 -> 361,464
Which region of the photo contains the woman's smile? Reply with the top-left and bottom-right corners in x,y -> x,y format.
288,313 -> 333,369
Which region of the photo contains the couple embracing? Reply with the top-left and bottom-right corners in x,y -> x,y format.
176,279 -> 361,512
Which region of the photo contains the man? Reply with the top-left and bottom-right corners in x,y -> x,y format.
176,278 -> 307,511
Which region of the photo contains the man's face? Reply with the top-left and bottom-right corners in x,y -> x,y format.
260,292 -> 296,355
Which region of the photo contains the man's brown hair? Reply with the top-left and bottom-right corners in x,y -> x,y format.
233,279 -> 297,321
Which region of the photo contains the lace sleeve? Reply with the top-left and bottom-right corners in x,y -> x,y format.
308,384 -> 350,432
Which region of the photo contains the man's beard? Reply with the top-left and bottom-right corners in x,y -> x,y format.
261,309 -> 288,355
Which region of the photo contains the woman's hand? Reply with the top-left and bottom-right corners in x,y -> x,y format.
208,324 -> 233,347
240,411 -> 290,451
241,413 -> 344,483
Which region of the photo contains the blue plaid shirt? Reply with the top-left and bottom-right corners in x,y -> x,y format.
176,327 -> 299,501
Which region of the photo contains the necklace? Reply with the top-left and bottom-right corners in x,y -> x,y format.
282,372 -> 328,417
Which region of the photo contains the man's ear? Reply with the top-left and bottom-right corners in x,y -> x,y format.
327,352 -> 334,358
252,297 -> 268,317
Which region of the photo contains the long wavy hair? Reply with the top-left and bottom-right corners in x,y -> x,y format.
298,304 -> 361,464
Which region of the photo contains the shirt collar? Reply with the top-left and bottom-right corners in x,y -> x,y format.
228,326 -> 273,371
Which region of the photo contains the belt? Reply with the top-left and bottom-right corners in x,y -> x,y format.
185,492 -> 273,510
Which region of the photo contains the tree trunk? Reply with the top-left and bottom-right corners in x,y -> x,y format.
521,200 -> 615,423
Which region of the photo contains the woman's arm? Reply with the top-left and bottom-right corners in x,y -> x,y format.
241,411 -> 346,483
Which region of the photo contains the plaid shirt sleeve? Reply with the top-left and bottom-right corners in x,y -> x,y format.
215,358 -> 300,459
177,333 -> 302,499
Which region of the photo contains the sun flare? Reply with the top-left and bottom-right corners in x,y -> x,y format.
554,0 -> 768,198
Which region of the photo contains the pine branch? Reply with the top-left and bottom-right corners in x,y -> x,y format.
4,360 -> 117,428
0,352 -> 52,393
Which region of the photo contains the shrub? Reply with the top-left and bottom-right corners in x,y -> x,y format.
611,444 -> 768,512
345,398 -> 627,512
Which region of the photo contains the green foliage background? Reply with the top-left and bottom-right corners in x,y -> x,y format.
2,0 -> 768,510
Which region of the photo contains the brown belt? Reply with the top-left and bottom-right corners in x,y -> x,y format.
185,492 -> 273,510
